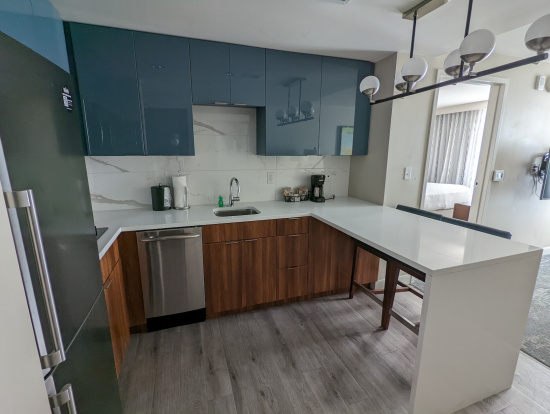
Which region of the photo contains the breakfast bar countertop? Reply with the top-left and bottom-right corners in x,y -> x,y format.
93,196 -> 540,277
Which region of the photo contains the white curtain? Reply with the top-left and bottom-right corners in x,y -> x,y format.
427,108 -> 487,189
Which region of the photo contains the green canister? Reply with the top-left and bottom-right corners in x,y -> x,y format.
151,184 -> 172,211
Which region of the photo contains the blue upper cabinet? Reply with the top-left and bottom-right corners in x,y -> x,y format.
319,57 -> 374,155
134,32 -> 195,156
189,39 -> 231,105
68,23 -> 144,155
229,44 -> 265,106
257,50 -> 322,156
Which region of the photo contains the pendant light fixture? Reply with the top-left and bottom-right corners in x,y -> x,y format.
459,29 -> 496,72
359,76 -> 380,102
444,49 -> 470,77
395,73 -> 409,92
367,0 -> 549,105
525,13 -> 550,54
401,56 -> 429,83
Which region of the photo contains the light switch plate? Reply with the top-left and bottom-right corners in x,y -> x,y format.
404,167 -> 413,180
492,170 -> 505,181
267,172 -> 275,184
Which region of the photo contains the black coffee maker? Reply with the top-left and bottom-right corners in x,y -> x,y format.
310,175 -> 325,203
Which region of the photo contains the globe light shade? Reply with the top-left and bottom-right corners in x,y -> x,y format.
275,109 -> 287,123
444,49 -> 470,77
525,13 -> 550,54
401,56 -> 428,83
459,29 -> 496,70
301,100 -> 314,118
394,73 -> 408,92
359,76 -> 380,101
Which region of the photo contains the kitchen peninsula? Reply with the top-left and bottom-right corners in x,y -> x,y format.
94,197 -> 541,414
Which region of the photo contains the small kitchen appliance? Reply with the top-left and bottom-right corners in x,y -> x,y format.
310,174 -> 326,203
151,184 -> 172,211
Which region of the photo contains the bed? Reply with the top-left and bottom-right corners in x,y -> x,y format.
424,183 -> 472,212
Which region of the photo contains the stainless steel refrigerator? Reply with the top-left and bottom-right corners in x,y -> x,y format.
0,31 -> 122,413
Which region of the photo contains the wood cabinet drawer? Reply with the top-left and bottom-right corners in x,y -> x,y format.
100,238 -> 120,283
278,266 -> 308,300
203,241 -> 243,314
276,217 -> 309,236
203,220 -> 276,243
277,234 -> 308,268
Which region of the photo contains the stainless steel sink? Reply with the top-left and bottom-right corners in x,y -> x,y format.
213,207 -> 260,217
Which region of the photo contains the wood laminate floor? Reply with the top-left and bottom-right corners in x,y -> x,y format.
118,290 -> 550,414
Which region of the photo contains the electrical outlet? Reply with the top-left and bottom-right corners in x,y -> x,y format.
404,167 -> 413,180
267,172 -> 275,184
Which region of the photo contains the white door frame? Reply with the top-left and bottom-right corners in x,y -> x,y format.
419,70 -> 509,224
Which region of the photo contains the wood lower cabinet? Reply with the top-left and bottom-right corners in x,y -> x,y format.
203,241 -> 243,314
308,218 -> 355,294
117,231 -> 146,330
104,260 -> 130,376
100,239 -> 130,377
242,237 -> 277,307
277,234 -> 308,268
276,217 -> 309,236
278,266 -> 308,300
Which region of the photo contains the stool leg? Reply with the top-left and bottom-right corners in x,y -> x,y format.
381,261 -> 400,330
348,245 -> 359,299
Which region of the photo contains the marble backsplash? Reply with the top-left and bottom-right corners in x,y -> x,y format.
85,106 -> 351,211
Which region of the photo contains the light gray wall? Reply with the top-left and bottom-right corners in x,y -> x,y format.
382,53 -> 441,209
477,55 -> 550,247
349,53 -> 397,204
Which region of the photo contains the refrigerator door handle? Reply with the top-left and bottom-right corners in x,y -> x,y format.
49,384 -> 78,414
4,190 -> 66,369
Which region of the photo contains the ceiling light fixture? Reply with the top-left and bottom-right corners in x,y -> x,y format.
525,13 -> 550,54
367,0 -> 549,105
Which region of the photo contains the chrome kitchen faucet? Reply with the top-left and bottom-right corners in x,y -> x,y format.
228,177 -> 240,207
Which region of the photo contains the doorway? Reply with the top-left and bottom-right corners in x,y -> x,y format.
420,73 -> 507,223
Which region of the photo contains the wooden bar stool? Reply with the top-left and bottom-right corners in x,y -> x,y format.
348,240 -> 426,333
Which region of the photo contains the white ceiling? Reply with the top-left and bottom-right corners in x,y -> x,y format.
50,0 -> 550,62
437,82 -> 491,108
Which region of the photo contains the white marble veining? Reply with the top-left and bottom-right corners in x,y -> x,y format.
85,106 -> 351,211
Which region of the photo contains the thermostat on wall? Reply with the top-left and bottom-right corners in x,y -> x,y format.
492,170 -> 505,181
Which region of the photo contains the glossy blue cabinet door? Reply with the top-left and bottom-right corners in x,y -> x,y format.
319,57 -> 374,155
258,50 -> 322,156
189,39 -> 230,104
134,32 -> 195,156
68,23 -> 144,155
229,45 -> 265,106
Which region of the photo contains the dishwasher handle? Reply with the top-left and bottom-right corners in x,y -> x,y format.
140,234 -> 200,243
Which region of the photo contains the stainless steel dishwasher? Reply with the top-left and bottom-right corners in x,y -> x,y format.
136,227 -> 205,331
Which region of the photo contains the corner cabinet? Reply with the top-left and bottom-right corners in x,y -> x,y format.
133,32 -> 195,155
319,57 -> 374,155
67,23 -> 144,155
257,50 -> 322,156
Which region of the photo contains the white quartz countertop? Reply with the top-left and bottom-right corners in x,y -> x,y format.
94,197 -> 541,276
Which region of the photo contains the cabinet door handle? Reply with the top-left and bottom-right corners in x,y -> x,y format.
234,103 -> 247,106
288,234 -> 301,237
214,102 -> 229,105
288,217 -> 301,220
141,234 -> 200,243
4,190 -> 66,370
49,384 -> 77,413
244,239 -> 257,242
225,241 -> 239,245
287,266 -> 299,270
